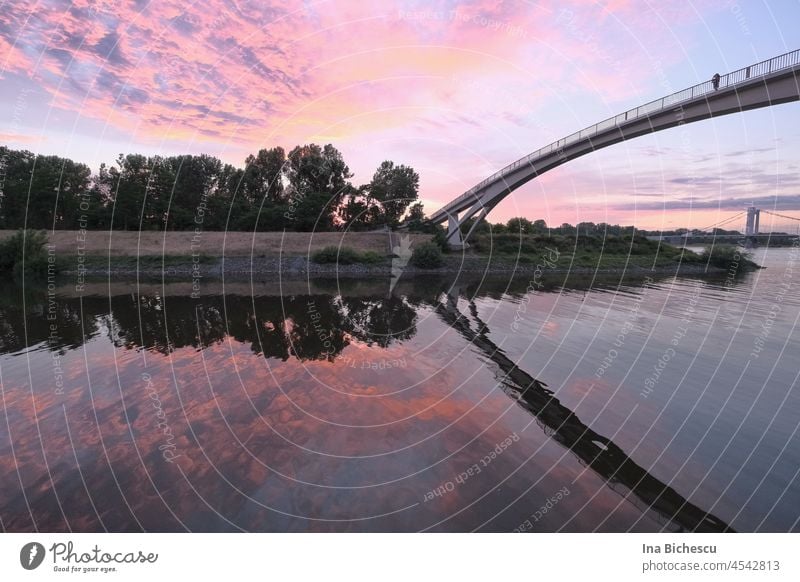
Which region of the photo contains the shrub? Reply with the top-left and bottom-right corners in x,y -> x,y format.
701,245 -> 758,270
410,242 -> 444,268
311,246 -> 383,265
471,233 -> 538,254
359,251 -> 383,264
432,226 -> 450,252
0,230 -> 53,278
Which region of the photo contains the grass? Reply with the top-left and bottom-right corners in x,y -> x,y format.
311,246 -> 384,265
0,230 -> 432,258
61,254 -> 217,269
469,232 -> 712,270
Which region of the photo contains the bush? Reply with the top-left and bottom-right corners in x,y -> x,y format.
410,242 -> 444,268
471,233 -> 538,254
0,230 -> 53,278
311,246 -> 383,265
701,245 -> 758,270
432,226 -> 450,252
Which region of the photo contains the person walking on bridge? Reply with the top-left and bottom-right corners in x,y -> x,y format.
712,72 -> 720,90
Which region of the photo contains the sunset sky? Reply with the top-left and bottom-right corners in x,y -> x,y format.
2,0 -> 799,230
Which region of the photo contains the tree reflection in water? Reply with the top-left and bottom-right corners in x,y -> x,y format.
0,283 -> 420,362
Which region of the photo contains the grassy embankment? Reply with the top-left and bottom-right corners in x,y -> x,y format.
0,229 -> 761,275
465,232 -> 761,272
0,230 -> 428,268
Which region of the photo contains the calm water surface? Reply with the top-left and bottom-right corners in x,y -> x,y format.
1,246 -> 799,532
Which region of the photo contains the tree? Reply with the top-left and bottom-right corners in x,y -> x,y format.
339,190 -> 376,231
51,157 -> 92,229
491,222 -> 508,234
366,161 -> 419,226
203,163 -> 244,230
0,147 -> 34,229
163,154 -> 223,230
404,202 -> 428,232
108,154 -> 151,230
459,217 -> 490,236
285,144 -> 353,231
407,202 -> 425,223
506,217 -> 534,234
0,144 -> 410,233
242,147 -> 286,205
0,150 -> 91,230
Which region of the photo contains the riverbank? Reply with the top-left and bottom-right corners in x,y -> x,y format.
0,229 -> 432,257
2,229 -> 759,281
57,252 -> 732,280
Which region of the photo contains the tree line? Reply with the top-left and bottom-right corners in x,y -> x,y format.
1,143 -> 714,237
0,144 -> 422,232
460,216 -> 639,237
456,216 -> 735,238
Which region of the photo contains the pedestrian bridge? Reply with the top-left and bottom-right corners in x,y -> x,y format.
426,49 -> 800,248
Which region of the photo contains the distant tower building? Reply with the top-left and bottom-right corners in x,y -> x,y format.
745,205 -> 761,235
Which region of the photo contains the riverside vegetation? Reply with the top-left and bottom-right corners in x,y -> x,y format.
0,226 -> 760,279
0,141 -> 762,278
308,231 -> 760,275
0,230 -> 54,278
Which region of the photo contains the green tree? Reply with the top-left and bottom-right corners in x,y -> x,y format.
50,157 -> 92,229
0,150 -> 91,230
164,154 -> 223,230
285,144 -> 353,231
532,219 -> 547,233
0,147 -> 35,229
210,164 -> 246,230
506,217 -> 534,234
366,161 -> 419,226
108,154 -> 151,230
339,190 -> 376,231
407,202 -> 425,223
459,216 -> 490,236
490,222 -> 508,234
242,147 -> 286,205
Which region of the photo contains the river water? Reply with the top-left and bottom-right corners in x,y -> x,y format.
1,246 -> 799,532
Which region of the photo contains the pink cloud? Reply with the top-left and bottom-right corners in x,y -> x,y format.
1,0 -> 744,227
0,131 -> 44,144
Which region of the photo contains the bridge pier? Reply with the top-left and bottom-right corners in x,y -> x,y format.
447,215 -> 468,249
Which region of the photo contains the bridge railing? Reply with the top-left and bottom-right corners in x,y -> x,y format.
442,48 -> 800,215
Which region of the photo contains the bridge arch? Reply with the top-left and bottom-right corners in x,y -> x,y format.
425,50 -> 800,248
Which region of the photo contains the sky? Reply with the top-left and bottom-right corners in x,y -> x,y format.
1,0 -> 800,231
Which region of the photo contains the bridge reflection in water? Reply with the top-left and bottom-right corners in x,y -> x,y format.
436,289 -> 733,532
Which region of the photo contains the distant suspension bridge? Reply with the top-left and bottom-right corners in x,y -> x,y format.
651,205 -> 800,245
703,205 -> 800,235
